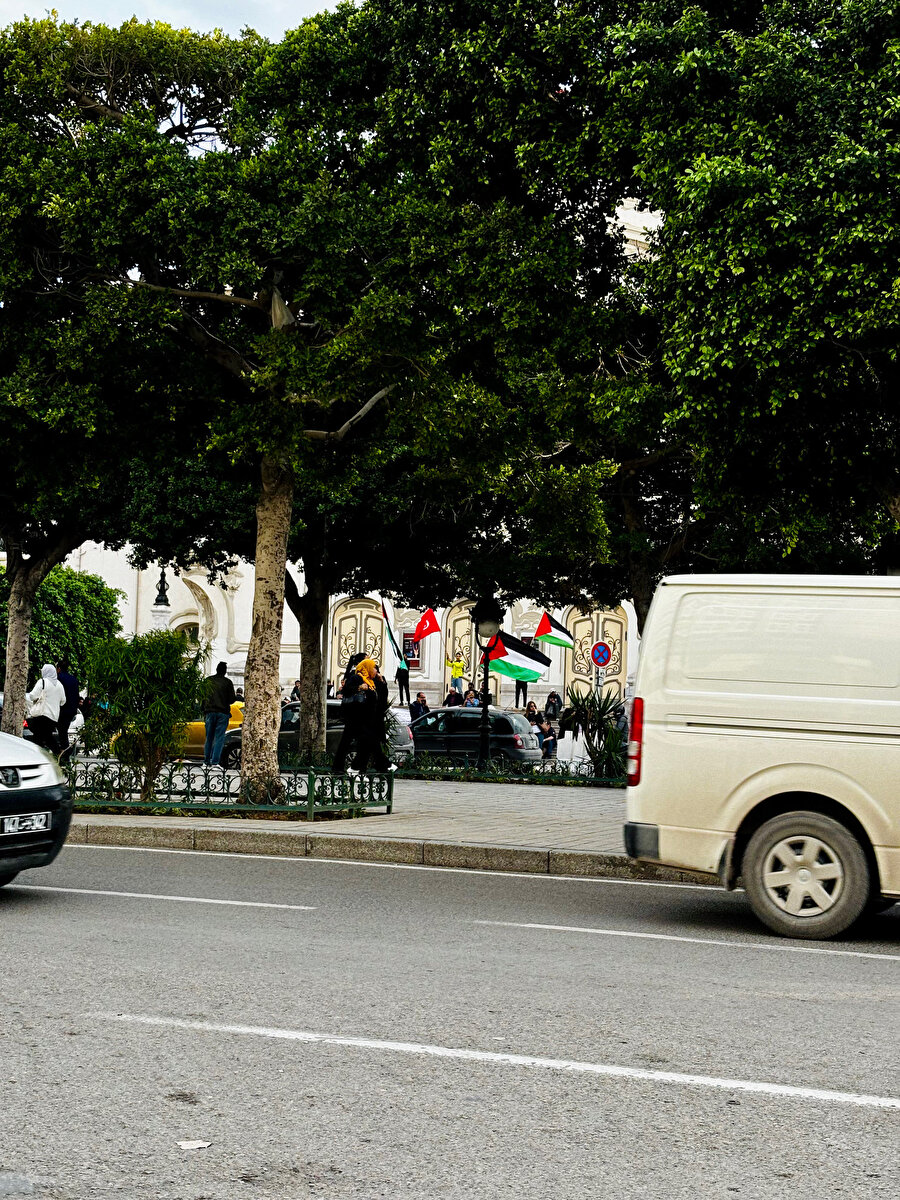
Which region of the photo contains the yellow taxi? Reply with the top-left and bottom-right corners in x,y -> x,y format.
182,702 -> 244,758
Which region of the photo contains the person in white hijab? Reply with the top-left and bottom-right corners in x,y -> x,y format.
25,664 -> 67,753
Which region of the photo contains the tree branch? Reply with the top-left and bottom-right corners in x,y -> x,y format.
617,442 -> 685,473
124,278 -> 265,310
181,313 -> 256,378
301,385 -> 397,442
64,82 -> 126,122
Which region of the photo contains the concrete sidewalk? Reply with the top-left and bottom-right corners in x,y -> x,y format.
68,778 -> 714,883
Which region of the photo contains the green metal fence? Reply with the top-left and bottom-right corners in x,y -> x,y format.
65,759 -> 393,820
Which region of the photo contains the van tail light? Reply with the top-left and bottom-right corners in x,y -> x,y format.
626,697 -> 644,786
513,734 -> 524,748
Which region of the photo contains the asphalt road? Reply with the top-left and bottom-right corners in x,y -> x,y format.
1,846 -> 898,1200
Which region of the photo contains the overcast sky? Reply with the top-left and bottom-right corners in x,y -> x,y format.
0,0 -> 334,41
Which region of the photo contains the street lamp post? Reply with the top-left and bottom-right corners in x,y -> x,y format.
470,597 -> 506,770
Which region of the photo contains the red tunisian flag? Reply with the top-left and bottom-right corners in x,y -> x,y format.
413,608 -> 441,640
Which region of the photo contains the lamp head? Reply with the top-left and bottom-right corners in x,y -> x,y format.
470,597 -> 505,640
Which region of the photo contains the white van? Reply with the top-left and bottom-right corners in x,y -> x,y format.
625,575 -> 899,938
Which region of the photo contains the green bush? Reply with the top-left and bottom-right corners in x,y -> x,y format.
82,630 -> 205,801
0,564 -> 122,683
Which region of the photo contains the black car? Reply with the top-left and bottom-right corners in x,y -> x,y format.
221,700 -> 413,769
409,706 -> 542,763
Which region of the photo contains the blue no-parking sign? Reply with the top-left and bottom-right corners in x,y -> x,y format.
591,640 -> 612,669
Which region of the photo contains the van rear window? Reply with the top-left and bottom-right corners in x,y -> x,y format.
673,594 -> 899,689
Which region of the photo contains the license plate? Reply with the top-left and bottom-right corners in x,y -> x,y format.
0,812 -> 51,835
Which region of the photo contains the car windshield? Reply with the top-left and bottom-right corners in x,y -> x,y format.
280,706 -> 301,730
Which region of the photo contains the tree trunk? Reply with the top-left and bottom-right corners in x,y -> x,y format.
1,527 -> 78,736
1,571 -> 41,737
241,455 -> 294,800
284,565 -> 329,759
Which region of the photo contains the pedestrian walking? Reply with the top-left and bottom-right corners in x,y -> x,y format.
409,692 -> 429,721
25,665 -> 66,753
200,661 -> 235,766
395,661 -> 411,706
446,652 -> 466,693
333,658 -> 394,773
515,678 -> 529,708
56,659 -> 80,761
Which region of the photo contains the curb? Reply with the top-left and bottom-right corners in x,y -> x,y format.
68,817 -> 718,886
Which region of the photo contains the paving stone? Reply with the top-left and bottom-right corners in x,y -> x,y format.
84,821 -> 194,850
307,834 -> 424,864
424,842 -> 549,873
194,827 -> 307,856
549,849 -> 715,885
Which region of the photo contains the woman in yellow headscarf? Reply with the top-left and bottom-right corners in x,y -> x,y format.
354,658 -> 378,690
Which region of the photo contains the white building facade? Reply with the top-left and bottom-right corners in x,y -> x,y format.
65,544 -> 636,708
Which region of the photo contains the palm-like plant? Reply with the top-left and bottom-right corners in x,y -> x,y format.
559,686 -> 627,780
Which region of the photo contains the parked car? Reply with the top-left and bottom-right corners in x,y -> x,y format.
0,731 -> 72,887
625,573 -> 900,939
409,706 -> 542,764
181,702 -> 244,758
220,699 -> 414,769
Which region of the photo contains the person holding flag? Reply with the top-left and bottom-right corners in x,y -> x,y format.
381,601 -> 411,706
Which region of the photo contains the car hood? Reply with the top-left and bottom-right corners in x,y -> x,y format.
0,729 -> 57,767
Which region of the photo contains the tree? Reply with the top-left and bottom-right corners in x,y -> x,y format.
22,5 -> 638,792
0,18 -> 259,738
0,565 -> 122,685
82,630 -> 205,802
599,0 -> 900,556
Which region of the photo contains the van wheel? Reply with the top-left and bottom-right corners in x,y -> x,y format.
743,811 -> 870,940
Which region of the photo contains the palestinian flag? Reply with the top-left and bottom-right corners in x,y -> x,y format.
482,631 -> 551,682
534,611 -> 575,650
381,601 -> 407,668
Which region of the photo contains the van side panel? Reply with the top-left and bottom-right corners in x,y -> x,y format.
627,580 -> 900,885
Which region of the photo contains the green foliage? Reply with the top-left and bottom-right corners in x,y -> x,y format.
602,0 -> 900,546
0,565 -> 122,684
560,685 -> 626,779
82,630 -> 205,801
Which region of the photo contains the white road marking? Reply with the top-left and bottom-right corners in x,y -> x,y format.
97,1012 -> 900,1110
64,843 -> 715,891
9,885 -> 315,912
474,920 -> 900,962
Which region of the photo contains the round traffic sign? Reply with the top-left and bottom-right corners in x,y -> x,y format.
591,640 -> 612,668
